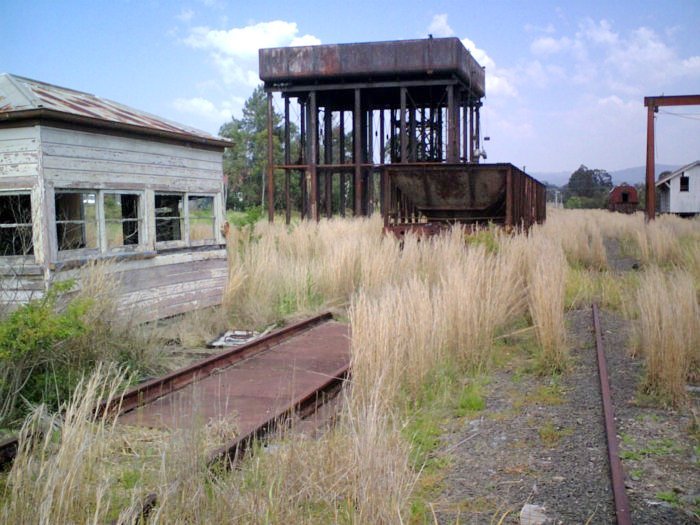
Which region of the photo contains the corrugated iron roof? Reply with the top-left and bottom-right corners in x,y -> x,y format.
0,73 -> 231,148
655,160 -> 700,186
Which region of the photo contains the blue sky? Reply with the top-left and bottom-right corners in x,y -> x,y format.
2,0 -> 699,174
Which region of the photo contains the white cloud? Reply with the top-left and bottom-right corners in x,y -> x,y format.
528,18 -> 700,97
530,36 -> 571,56
183,20 -> 321,87
427,14 -> 454,37
173,96 -> 242,123
185,20 -> 315,60
460,36 -> 517,98
290,34 -> 322,47
176,8 -> 194,22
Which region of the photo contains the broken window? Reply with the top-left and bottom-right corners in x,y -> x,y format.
55,192 -> 98,251
188,195 -> 215,242
0,193 -> 33,256
104,193 -> 141,248
680,175 -> 689,192
155,193 -> 183,242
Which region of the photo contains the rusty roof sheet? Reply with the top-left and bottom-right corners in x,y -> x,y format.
0,73 -> 230,147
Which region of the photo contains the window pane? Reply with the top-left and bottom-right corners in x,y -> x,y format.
155,194 -> 183,242
105,193 -> 140,247
680,176 -> 689,192
188,196 -> 215,241
0,194 -> 33,256
0,194 -> 32,225
55,192 -> 97,250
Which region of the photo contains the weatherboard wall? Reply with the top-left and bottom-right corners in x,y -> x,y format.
1,123 -> 228,319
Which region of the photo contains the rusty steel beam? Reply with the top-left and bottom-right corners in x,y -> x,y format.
644,94 -> 700,107
593,304 -> 632,525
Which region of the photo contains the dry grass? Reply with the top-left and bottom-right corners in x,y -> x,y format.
524,232 -> 569,373
1,365 -> 131,524
4,209 -> 699,522
635,266 -> 700,406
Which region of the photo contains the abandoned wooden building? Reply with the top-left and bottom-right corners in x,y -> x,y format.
0,73 -> 231,320
607,183 -> 639,214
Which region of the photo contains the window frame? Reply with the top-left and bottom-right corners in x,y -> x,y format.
102,191 -> 145,253
187,194 -> 217,247
54,190 -> 100,258
154,191 -> 219,249
0,190 -> 35,259
54,188 -> 147,260
679,174 -> 689,192
154,192 -> 187,249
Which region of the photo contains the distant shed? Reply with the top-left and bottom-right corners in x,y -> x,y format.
656,160 -> 700,217
607,183 -> 639,214
0,73 -> 232,320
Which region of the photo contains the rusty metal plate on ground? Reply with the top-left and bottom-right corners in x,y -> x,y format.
118,321 -> 349,437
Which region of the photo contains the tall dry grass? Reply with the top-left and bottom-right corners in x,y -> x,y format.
525,232 -> 569,373
635,266 -> 700,406
9,209 -> 697,522
1,365 -> 132,524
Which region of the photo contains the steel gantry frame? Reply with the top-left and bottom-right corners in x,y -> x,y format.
259,37 -> 486,223
644,94 -> 700,221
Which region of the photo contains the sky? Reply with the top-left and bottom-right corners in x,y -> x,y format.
2,0 -> 699,175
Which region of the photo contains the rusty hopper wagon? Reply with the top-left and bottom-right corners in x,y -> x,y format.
259,37 -> 545,231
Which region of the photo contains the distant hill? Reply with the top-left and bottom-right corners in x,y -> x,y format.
609,164 -> 680,186
531,164 -> 681,188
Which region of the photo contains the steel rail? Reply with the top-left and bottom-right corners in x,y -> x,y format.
592,303 -> 632,525
119,337 -> 350,524
1,312 -> 336,471
98,311 -> 334,417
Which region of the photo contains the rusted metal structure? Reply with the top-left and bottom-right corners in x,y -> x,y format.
259,37 -> 545,229
644,94 -> 700,221
607,183 -> 639,214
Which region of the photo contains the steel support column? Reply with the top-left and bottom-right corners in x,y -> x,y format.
354,88 -> 362,215
400,87 -> 407,163
339,111 -> 346,217
266,92 -> 274,222
309,91 -> 318,221
324,108 -> 333,218
284,96 -> 291,224
645,104 -> 656,221
447,84 -> 457,162
299,99 -> 306,219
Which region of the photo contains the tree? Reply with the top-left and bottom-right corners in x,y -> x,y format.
219,87 -> 299,211
564,164 -> 613,208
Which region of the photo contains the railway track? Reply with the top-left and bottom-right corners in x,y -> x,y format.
2,306 -> 638,523
592,303 -> 632,525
